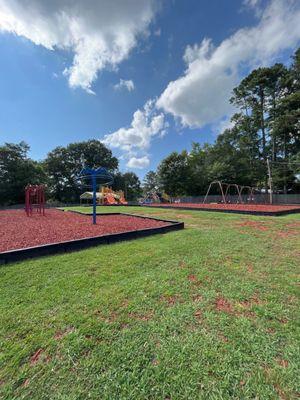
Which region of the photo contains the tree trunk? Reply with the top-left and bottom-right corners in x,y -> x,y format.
260,88 -> 268,190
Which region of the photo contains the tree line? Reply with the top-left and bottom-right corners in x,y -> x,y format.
0,140 -> 142,205
143,48 -> 300,197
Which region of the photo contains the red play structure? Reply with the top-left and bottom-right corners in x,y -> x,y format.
25,184 -> 46,216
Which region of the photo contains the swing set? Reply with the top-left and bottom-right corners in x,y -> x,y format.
203,181 -> 257,204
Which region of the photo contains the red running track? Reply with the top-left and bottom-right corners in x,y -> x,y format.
0,209 -> 169,252
148,203 -> 300,213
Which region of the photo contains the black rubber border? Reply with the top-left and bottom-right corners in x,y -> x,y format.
0,212 -> 184,265
142,204 -> 300,216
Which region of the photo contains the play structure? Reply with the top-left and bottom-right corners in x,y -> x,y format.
141,191 -> 171,204
25,184 -> 46,216
99,187 -> 127,205
203,181 -> 256,204
77,167 -> 114,224
80,187 -> 127,206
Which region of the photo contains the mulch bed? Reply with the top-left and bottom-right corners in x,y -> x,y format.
0,209 -> 170,252
147,203 -> 300,216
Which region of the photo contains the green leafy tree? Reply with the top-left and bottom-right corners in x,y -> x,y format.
0,142 -> 46,205
142,170 -> 159,195
157,151 -> 191,196
44,140 -> 118,202
112,172 -> 142,201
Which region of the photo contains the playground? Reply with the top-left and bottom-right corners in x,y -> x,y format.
0,176 -> 183,264
0,174 -> 299,399
143,181 -> 300,216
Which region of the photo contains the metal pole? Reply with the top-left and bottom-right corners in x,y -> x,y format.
203,182 -> 212,203
219,182 -> 227,203
92,174 -> 97,224
267,158 -> 273,205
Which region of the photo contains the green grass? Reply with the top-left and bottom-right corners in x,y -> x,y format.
1,206 -> 299,399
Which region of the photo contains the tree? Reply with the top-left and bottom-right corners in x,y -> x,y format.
229,54 -> 299,192
112,171 -> 142,201
142,170 -> 159,194
157,151 -> 191,196
44,140 -> 118,202
230,68 -> 273,188
0,142 -> 46,205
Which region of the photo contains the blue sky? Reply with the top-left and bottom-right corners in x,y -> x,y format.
0,0 -> 299,178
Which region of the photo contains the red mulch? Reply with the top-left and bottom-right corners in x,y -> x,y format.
149,203 -> 300,213
0,209 -> 169,252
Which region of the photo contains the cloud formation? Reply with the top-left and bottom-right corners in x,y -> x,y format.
102,99 -> 166,152
0,0 -> 156,93
114,79 -> 135,92
102,99 -> 166,169
127,156 -> 150,169
156,0 -> 300,128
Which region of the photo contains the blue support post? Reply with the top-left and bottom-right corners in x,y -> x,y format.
78,166 -> 113,225
92,173 -> 97,224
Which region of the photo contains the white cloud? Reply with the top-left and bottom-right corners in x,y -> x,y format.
0,0 -> 156,93
114,79 -> 135,92
127,156 -> 150,169
102,99 -> 167,152
156,0 -> 300,128
102,99 -> 167,169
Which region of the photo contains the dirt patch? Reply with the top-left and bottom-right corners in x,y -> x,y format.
160,294 -> 182,306
214,297 -> 234,314
120,299 -> 129,308
54,327 -> 75,340
30,349 -> 44,365
192,294 -> 203,302
187,274 -> 202,288
233,296 -> 262,318
30,348 -> 50,366
238,296 -> 263,308
247,264 -> 254,273
279,317 -> 288,324
236,220 -> 270,232
214,296 -> 259,318
152,358 -> 160,366
266,327 -> 276,334
22,379 -> 30,388
276,230 -> 299,238
188,274 -> 197,282
274,384 -> 288,400
287,222 -> 300,228
128,311 -> 154,321
95,310 -> 119,323
194,310 -> 202,320
276,359 -> 289,368
218,333 -> 229,343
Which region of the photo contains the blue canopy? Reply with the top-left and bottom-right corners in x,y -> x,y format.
78,167 -> 113,186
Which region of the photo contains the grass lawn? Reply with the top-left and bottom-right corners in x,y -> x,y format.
0,206 -> 299,399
